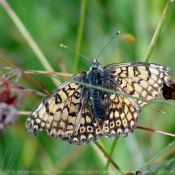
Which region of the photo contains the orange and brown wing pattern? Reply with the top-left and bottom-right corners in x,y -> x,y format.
26,72 -> 87,139
64,99 -> 103,145
26,71 -> 104,145
102,62 -> 172,138
26,61 -> 172,145
104,62 -> 172,107
103,93 -> 140,138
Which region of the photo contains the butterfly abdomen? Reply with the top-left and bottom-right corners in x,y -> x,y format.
88,68 -> 106,121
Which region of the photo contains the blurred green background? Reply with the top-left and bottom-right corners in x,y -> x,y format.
0,0 -> 175,174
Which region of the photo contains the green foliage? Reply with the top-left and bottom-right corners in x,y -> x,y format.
0,0 -> 175,174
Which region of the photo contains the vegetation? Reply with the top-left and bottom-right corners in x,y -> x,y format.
0,0 -> 175,174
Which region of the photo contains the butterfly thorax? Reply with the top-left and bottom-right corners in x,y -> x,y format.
88,60 -> 106,121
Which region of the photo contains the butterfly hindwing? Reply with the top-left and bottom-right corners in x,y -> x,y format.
103,94 -> 140,138
64,99 -> 103,145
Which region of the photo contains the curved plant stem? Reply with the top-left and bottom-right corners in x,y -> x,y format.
144,0 -> 174,62
71,80 -> 175,108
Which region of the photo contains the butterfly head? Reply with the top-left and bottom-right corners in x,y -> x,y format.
90,59 -> 101,71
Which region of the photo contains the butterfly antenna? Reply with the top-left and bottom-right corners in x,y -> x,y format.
96,31 -> 120,61
60,44 -> 91,62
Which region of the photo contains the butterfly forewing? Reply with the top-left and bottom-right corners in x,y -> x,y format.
26,72 -> 87,139
104,62 -> 172,107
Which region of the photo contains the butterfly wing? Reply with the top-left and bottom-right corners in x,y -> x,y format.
102,62 -> 172,138
63,98 -> 103,145
103,94 -> 140,138
26,71 -> 88,139
104,62 -> 172,107
26,71 -> 104,144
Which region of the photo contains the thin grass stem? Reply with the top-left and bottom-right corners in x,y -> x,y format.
0,0 -> 60,86
71,80 -> 175,108
75,0 -> 87,72
138,126 -> 175,137
94,141 -> 125,175
144,0 -> 174,62
140,140 -> 175,170
105,139 -> 118,170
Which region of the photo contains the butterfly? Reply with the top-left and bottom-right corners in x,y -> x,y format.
26,59 -> 172,145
